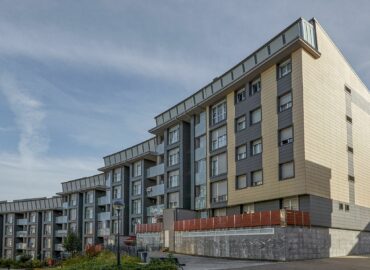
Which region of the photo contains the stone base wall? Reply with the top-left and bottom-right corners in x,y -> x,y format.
173,226 -> 370,261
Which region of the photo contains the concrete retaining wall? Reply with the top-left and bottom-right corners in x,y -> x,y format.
173,227 -> 370,261
137,232 -> 163,251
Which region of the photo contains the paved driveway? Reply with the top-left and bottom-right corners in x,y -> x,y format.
149,252 -> 370,270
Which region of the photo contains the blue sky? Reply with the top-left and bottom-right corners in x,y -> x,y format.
0,0 -> 369,201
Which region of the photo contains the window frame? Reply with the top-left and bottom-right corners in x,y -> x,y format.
235,115 -> 246,132
250,107 -> 262,125
249,77 -> 261,96
236,145 -> 247,161
278,59 -> 292,79
279,161 -> 295,180
236,174 -> 247,190
235,87 -> 246,103
279,126 -> 294,146
251,170 -> 263,186
278,91 -> 292,112
251,138 -> 262,156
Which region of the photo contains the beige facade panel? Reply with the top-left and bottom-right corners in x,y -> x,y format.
302,22 -> 370,207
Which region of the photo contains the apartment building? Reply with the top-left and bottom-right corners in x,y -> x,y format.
1,17 -> 370,259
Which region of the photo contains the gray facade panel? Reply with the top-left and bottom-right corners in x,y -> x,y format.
254,200 -> 280,212
277,73 -> 292,96
278,108 -> 293,129
279,143 -> 294,164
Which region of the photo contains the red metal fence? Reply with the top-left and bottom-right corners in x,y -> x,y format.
136,222 -> 163,233
175,210 -> 310,232
136,210 -> 310,233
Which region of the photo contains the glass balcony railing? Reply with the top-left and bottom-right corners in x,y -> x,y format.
16,219 -> 28,226
16,243 -> 27,250
55,244 -> 65,251
55,230 -> 67,237
195,197 -> 206,210
16,231 -> 28,238
147,163 -> 165,178
146,184 -> 165,197
98,212 -> 110,221
147,204 -> 164,216
55,216 -> 68,224
195,146 -> 206,161
98,196 -> 111,206
97,228 -> 110,237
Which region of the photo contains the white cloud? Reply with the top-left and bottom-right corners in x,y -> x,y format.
0,74 -> 49,160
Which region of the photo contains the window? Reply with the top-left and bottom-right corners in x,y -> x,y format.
236,145 -> 247,160
168,192 -> 180,208
249,77 -> 261,96
132,181 -> 142,196
243,203 -> 255,214
250,108 -> 261,125
280,161 -> 295,180
348,175 -> 355,182
339,203 -> 344,211
236,175 -> 247,189
133,161 -> 142,177
29,212 -> 37,223
213,208 -> 227,217
168,125 -> 179,145
44,211 -> 52,222
279,92 -> 292,112
211,181 -> 227,203
113,168 -> 121,182
278,59 -> 292,79
210,153 -> 227,177
345,204 -> 350,212
168,170 -> 179,188
29,225 -> 36,235
44,224 -> 52,235
5,238 -> 13,247
70,223 -> 77,233
282,197 -> 299,210
251,139 -> 262,156
6,214 -> 13,224
346,115 -> 352,123
211,101 -> 226,125
236,116 -> 246,132
195,159 -> 206,185
69,209 -> 77,221
279,126 -> 293,146
44,238 -> 51,249
85,207 -> 93,219
251,170 -> 263,186
345,86 -> 351,94
168,148 -> 180,166
85,237 -> 93,245
5,226 -> 13,235
132,199 -> 142,214
131,217 -> 141,233
236,88 -> 246,103
195,135 -> 206,149
113,186 -> 121,199
347,146 -> 354,153
86,191 -> 94,204
29,238 -> 36,248
70,194 -> 78,206
211,126 -> 227,150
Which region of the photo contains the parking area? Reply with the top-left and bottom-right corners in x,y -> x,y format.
149,252 -> 370,270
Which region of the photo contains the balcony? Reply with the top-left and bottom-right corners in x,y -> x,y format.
16,243 -> 27,250
97,228 -> 110,237
147,204 -> 164,217
62,202 -> 69,209
55,244 -> 65,252
212,195 -> 227,203
55,216 -> 68,224
55,230 -> 67,237
98,196 -> 111,206
156,143 -> 164,155
16,231 -> 28,238
98,212 -> 110,221
195,121 -> 206,137
195,197 -> 206,210
146,184 -> 165,198
16,219 -> 28,226
147,163 -> 165,179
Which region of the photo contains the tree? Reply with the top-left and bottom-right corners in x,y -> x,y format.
63,231 -> 81,256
